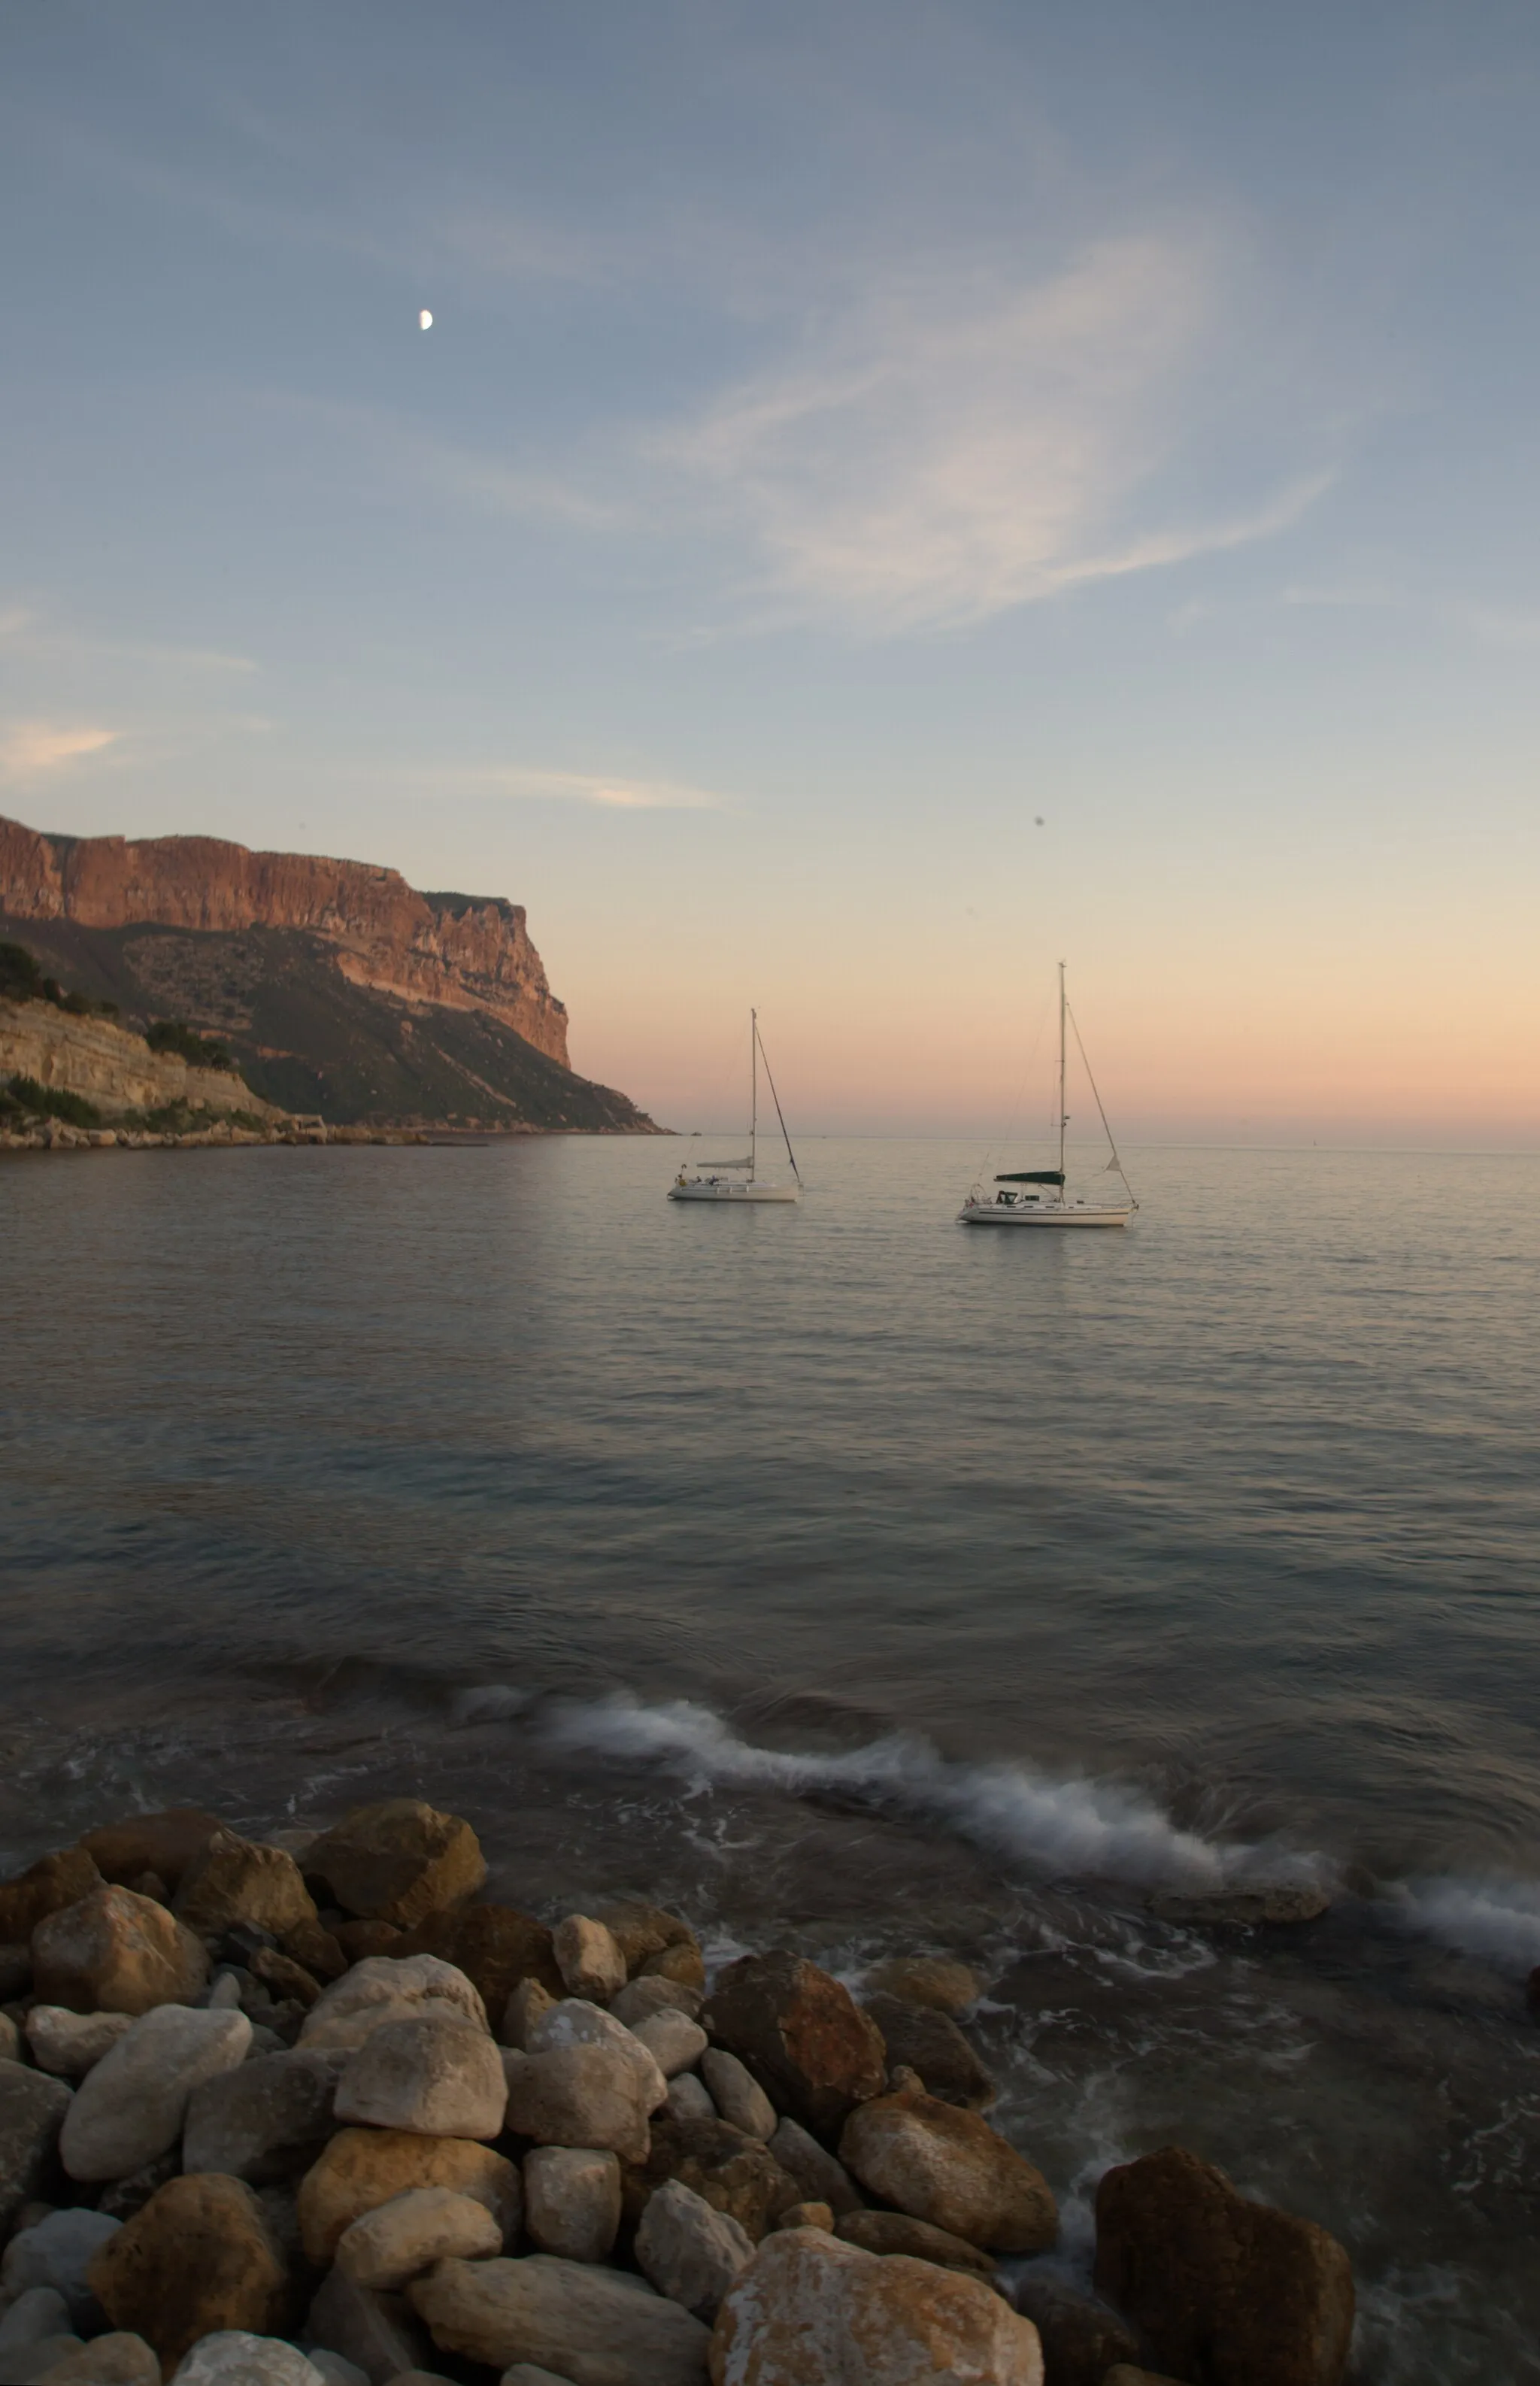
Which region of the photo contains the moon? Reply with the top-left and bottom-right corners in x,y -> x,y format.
419,309 -> 433,331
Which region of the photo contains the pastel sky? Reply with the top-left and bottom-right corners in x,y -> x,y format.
2,1 -> 1538,1141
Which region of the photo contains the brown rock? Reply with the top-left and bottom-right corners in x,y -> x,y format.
305,1804 -> 486,1930
86,2172 -> 289,2370
249,1947 -> 322,2007
502,2042 -> 653,2166
173,1830 -> 317,1941
409,2254 -> 712,2386
0,2060 -> 73,2232
864,1957 -> 979,2015
1102,2372 -> 1189,2386
705,1952 -> 887,2139
297,2125 -> 521,2263
708,2226 -> 1043,2386
1011,2275 -> 1141,2386
79,1812 -> 221,1895
835,2209 -> 996,2280
839,2079 -> 1056,2254
766,2116 -> 864,2218
861,1993 -> 994,2110
279,1919 -> 348,1983
388,1905 -> 563,2011
1095,2145 -> 1354,2386
775,2200 -> 834,2230
624,2117 -> 802,2243
641,1942 -> 707,1990
0,1852 -> 102,1944
594,1902 -> 702,1979
334,1921 -> 403,1962
31,1887 -> 208,2017
27,2331 -> 160,2386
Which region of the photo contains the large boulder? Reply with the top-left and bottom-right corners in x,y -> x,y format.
299,1958 -> 487,2057
523,2148 -> 622,2263
408,2254 -> 711,2386
183,2048 -> 344,2182
59,2006 -> 251,2181
860,1994 -> 994,2110
635,2179 -> 754,2323
766,2115 -> 862,2216
297,2127 -> 520,2264
705,1953 -> 886,2139
1093,2145 -> 1355,2386
25,2331 -> 159,2386
623,2118 -> 802,2244
1009,2275 -> 1141,2386
835,2210 -> 994,2281
1,2208 -> 122,2327
304,1805 -> 486,1930
87,2175 -> 290,2371
386,1908 -> 562,2011
173,1833 -> 318,1942
0,2064 -> 73,2233
0,1853 -> 102,1944
863,1958 -> 979,2015
631,2011 -> 708,2081
839,2080 -> 1056,2254
699,2053 -> 775,2142
502,2045 -> 653,2165
525,1999 -> 667,2112
611,1978 -> 703,2030
553,1918 -> 627,2004
79,1811 -> 221,1895
593,1902 -> 702,1983
708,2226 -> 1043,2386
23,2010 -> 133,2081
335,2188 -> 502,2290
31,1888 -> 208,2017
333,2013 -> 506,2140
170,2336 -> 325,2386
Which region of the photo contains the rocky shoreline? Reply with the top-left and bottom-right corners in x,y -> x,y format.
0,1799 -> 1357,2386
0,1121 -> 429,1154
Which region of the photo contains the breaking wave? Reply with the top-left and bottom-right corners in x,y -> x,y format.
1387,1873 -> 1540,1976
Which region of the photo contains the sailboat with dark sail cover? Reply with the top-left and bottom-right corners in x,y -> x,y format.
668,1010 -> 802,1203
959,964 -> 1137,1228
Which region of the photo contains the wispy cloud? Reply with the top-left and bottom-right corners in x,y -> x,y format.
0,720 -> 120,778
450,764 -> 727,811
0,603 -> 257,675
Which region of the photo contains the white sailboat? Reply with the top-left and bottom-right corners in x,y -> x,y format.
959,964 -> 1137,1228
668,1010 -> 802,1204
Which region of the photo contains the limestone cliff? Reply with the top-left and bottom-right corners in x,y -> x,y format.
0,997 -> 280,1120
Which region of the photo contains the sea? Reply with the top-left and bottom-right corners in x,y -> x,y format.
2,1135 -> 1538,2381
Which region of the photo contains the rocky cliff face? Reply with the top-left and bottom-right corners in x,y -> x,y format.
0,813 -> 569,1066
0,997 -> 280,1120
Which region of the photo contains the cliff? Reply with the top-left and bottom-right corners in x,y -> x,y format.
0,996 -> 280,1121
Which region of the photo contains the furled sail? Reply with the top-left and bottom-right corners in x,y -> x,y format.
994,1170 -> 1065,1185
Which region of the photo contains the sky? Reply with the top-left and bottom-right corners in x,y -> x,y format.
2,0 -> 1538,1142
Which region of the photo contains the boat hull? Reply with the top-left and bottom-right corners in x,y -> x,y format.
668,1181 -> 800,1203
959,1201 -> 1129,1228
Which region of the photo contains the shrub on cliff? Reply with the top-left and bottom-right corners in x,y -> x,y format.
146,1019 -> 237,1072
5,1073 -> 103,1127
0,938 -> 45,1002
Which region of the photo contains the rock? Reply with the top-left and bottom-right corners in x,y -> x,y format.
861,1994 -> 995,2110
499,1980 -> 553,2050
0,2291 -> 72,2350
1093,2145 -> 1355,2386
87,2174 -> 290,2371
635,2178 -> 754,2323
382,2375 -> 457,2386
0,2063 -> 74,2233
305,2272 -> 434,2386
0,1855 -> 102,1946
0,2018 -> 16,2065
626,2118 -> 801,2244
666,2075 -> 717,2125
775,2200 -> 832,2230
0,2334 -> 81,2384
183,2048 -> 344,2182
334,2012 -> 506,2141
79,1815 -> 220,1896
526,1999 -> 667,2111
0,1949 -> 29,2002
709,2225 -> 1043,2386
388,1909 -> 563,2014
23,2012 -> 133,2081
593,1903 -> 700,1981
332,1924 -> 402,1964
864,1957 -> 979,2015
699,2053 -> 775,2142
1009,2276 -> 1140,2386
502,2045 -> 653,2165
765,2117 -> 862,2218
631,2009 -> 708,2081
26,2330 -> 159,2386
174,1833 -> 318,1942
408,2254 -> 712,2386
839,2079 -> 1056,2254
297,2128 -> 520,2265
299,1958 -> 487,2056
1,2209 -> 121,2327
94,2154 -> 178,2223
705,1953 -> 886,2139
523,2148 -> 620,2263
609,1978 -> 703,2029
60,2005 -> 250,2181
278,1921 -> 347,1985
553,1919 -> 626,2004
835,2209 -> 995,2279
1102,2370 -> 1187,2386
336,2188 -> 502,2290
170,2336 -> 325,2386
248,1950 -> 320,2009
305,2354 -> 369,2386
305,1805 -> 486,1931
639,1943 -> 707,1991
1145,1885 -> 1332,1927
31,1889 -> 208,2018
499,2370 -> 571,2386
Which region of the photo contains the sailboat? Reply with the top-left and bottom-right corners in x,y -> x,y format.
959,964 -> 1137,1228
668,1010 -> 802,1203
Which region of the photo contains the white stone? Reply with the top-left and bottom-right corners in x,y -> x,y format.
500,2045 -> 653,2165
552,1918 -> 626,2004
334,2014 -> 507,2141
700,2051 -> 777,2141
299,1957 -> 487,2055
58,2006 -> 250,2182
665,2073 -> 716,2125
608,1979 -> 702,2030
335,2189 -> 503,2292
171,2336 -> 328,2386
635,2178 -> 753,2322
629,2011 -> 707,2081
0,2209 -> 120,2327
23,2012 -> 133,2083
0,2293 -> 71,2351
526,2001 -> 665,2113
523,2148 -> 621,2263
408,2254 -> 711,2386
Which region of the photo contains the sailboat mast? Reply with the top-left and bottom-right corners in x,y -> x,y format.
1057,961 -> 1067,1187
750,1008 -> 757,1181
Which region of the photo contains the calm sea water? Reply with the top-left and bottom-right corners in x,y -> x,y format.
3,1137 -> 1538,2379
